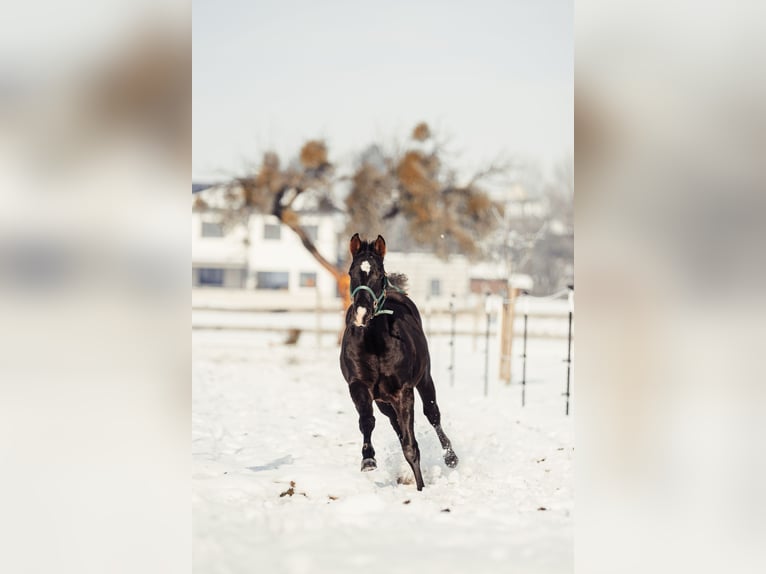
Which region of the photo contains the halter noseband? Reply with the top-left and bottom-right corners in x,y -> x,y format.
350,276 -> 405,317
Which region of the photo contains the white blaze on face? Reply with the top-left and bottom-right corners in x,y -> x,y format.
354,306 -> 368,327
360,260 -> 371,275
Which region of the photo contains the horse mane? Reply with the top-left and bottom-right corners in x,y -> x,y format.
386,272 -> 409,294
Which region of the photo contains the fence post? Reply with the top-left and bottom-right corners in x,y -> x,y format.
564,284 -> 574,415
521,291 -> 529,407
473,299 -> 480,352
449,294 -> 456,387
484,292 -> 491,397
315,282 -> 322,348
499,287 -> 516,384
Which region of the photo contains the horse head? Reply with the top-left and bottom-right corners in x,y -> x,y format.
348,233 -> 387,328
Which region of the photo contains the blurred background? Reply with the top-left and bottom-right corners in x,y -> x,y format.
577,1 -> 766,573
0,1 -> 189,573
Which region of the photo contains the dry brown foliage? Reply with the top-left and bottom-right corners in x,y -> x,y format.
300,140 -> 328,169
192,195 -> 208,212
412,122 -> 431,141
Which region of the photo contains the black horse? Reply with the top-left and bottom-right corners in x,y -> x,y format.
340,233 -> 458,491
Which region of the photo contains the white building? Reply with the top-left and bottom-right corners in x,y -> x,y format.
192,209 -> 249,289
192,185 -> 343,309
501,183 -> 549,219
384,252 -> 472,307
192,184 -> 485,310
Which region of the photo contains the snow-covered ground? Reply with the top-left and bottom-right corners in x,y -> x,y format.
193,319 -> 573,574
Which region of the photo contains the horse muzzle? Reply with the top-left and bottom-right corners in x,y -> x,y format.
353,305 -> 373,327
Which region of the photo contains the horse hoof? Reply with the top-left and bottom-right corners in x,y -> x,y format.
361,458 -> 377,471
444,450 -> 459,468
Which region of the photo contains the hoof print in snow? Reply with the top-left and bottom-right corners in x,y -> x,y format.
537,506 -> 547,511
441,508 -> 451,513
403,500 -> 411,505
361,458 -> 377,471
328,495 -> 338,501
279,481 -> 307,498
396,476 -> 414,485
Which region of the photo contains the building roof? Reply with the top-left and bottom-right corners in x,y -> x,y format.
192,182 -> 217,194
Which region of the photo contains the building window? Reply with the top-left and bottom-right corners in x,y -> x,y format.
198,268 -> 224,286
299,272 -> 317,287
304,225 -> 318,242
264,224 -> 281,240
430,278 -> 442,297
201,221 -> 224,238
256,271 -> 289,290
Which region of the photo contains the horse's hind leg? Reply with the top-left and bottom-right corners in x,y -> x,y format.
348,382 -> 377,471
393,389 -> 425,491
417,375 -> 459,468
375,400 -> 402,439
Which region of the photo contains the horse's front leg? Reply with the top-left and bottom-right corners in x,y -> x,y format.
348,381 -> 377,471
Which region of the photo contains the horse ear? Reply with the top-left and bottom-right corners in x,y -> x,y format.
373,235 -> 386,258
349,233 -> 361,256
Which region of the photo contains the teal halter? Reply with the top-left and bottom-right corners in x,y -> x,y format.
350,276 -> 405,317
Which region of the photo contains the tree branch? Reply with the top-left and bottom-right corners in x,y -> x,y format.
465,158 -> 514,188
274,208 -> 343,280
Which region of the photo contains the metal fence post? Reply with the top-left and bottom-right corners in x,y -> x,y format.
564,285 -> 574,415
484,292 -> 490,397
449,294 -> 456,387
521,291 -> 529,407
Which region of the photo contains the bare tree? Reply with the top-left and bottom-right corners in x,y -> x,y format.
496,156 -> 573,295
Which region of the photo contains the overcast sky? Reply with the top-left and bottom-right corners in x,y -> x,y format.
193,0 -> 572,182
